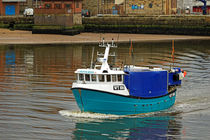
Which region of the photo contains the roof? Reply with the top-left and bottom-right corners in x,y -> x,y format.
75,68 -> 124,75
193,1 -> 210,6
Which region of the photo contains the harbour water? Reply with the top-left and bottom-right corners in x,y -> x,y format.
0,40 -> 210,139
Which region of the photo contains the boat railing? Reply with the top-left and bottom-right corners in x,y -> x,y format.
99,38 -> 118,48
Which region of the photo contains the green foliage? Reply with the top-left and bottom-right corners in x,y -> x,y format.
0,23 -> 9,28
14,24 -> 33,30
65,25 -> 84,31
33,25 -> 63,30
32,25 -> 82,35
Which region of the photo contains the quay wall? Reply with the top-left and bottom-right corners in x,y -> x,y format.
83,16 -> 210,36
0,16 -> 34,30
1,16 -> 210,36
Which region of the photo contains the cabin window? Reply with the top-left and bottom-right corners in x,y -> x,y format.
79,74 -> 84,81
91,74 -> 97,82
107,75 -> 111,82
117,75 -> 122,82
85,74 -> 90,81
112,75 -> 116,82
99,75 -> 105,82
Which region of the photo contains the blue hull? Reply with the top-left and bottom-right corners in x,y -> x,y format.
72,88 -> 176,115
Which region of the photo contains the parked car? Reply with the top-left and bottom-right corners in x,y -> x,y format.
23,8 -> 33,17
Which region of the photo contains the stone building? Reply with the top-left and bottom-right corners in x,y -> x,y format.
19,0 -> 43,14
83,0 -> 177,16
34,0 -> 82,26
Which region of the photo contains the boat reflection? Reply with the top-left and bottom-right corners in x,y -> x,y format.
72,115 -> 182,139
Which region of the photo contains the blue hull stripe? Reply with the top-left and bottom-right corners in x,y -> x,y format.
72,88 -> 176,115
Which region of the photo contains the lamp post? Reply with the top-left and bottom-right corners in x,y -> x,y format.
124,0 -> 126,15
36,0 -> 38,8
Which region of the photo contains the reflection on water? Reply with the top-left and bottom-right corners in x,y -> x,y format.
0,40 -> 210,139
73,115 -> 181,140
59,110 -> 181,139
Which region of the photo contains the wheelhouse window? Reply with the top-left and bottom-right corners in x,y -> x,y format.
107,75 -> 111,82
99,75 -> 105,82
79,74 -> 84,81
91,74 -> 97,82
85,74 -> 90,81
112,75 -> 116,82
117,75 -> 122,82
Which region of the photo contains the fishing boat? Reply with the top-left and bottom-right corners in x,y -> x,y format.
71,39 -> 186,115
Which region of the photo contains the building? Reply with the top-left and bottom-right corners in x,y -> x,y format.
19,0 -> 43,14
82,0 -> 177,16
34,0 -> 82,26
177,0 -> 210,15
192,1 -> 210,14
0,0 -> 26,15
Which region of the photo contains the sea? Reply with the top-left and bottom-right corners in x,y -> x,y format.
0,40 -> 210,140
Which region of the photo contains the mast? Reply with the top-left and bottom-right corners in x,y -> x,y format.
101,44 -> 111,71
98,38 -> 117,71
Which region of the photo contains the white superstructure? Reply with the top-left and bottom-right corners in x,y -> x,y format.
72,39 -> 129,96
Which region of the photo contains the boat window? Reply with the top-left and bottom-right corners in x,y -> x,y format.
117,75 -> 122,82
99,75 -> 105,82
76,74 -> 79,81
85,74 -> 90,81
91,74 -> 97,82
79,74 -> 84,81
107,75 -> 111,82
112,75 -> 116,82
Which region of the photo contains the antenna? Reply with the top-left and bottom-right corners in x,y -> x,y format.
116,34 -> 119,45
90,47 -> 95,69
99,33 -> 102,43
172,40 -> 175,67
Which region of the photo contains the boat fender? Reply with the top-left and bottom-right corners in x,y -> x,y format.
183,71 -> 187,77
179,72 -> 184,80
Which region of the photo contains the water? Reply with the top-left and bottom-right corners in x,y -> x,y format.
0,40 -> 210,139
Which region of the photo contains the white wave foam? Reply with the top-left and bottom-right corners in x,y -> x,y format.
59,110 -> 121,119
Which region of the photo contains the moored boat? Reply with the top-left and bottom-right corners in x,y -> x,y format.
71,39 -> 186,115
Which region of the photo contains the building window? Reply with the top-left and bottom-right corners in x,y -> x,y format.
55,4 -> 61,9
76,2 -> 79,8
45,4 -> 52,9
171,0 -> 177,9
65,4 -> 71,9
149,3 -> 153,8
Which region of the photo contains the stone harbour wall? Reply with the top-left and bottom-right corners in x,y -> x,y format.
83,15 -> 210,35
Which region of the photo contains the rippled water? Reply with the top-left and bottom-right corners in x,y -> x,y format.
0,40 -> 210,139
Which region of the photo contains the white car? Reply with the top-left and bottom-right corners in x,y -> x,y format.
23,8 -> 33,17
